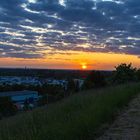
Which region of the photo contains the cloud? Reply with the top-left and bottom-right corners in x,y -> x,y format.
0,0 -> 139,58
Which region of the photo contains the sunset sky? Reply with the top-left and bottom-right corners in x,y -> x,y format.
0,0 -> 140,70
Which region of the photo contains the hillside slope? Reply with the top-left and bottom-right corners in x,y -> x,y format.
0,83 -> 140,140
97,93 -> 140,140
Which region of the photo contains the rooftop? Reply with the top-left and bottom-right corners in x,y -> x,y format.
0,90 -> 38,97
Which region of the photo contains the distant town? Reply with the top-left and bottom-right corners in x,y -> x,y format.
0,67 -> 117,120
0,68 -> 94,118
0,76 -> 85,92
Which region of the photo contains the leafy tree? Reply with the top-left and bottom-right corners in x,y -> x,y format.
0,97 -> 17,117
113,63 -> 136,84
83,71 -> 106,89
38,95 -> 48,106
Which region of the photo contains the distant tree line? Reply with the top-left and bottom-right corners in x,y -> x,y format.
0,68 -> 90,79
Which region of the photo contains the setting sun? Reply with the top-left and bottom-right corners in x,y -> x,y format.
82,64 -> 87,70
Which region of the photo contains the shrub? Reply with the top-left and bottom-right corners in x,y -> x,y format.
136,69 -> 140,81
0,97 -> 17,117
113,63 -> 136,84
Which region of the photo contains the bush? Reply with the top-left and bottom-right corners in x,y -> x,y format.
113,63 -> 136,84
0,97 -> 17,117
136,69 -> 140,81
38,95 -> 48,106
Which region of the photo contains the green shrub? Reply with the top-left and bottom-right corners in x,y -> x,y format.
0,97 -> 17,117
113,63 -> 136,83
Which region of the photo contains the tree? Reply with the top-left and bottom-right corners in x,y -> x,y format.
0,97 -> 17,117
113,63 -> 136,84
38,95 -> 48,106
83,71 -> 106,89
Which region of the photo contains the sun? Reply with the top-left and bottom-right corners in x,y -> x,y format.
82,64 -> 87,70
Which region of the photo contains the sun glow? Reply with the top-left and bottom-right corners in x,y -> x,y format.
1,52 -> 140,70
81,63 -> 87,70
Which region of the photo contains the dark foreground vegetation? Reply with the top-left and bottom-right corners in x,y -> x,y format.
0,83 -> 140,140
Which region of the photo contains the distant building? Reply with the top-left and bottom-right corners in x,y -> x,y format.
0,76 -> 42,86
73,79 -> 84,90
0,90 -> 39,110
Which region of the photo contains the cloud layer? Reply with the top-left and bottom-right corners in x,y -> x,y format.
0,0 -> 140,58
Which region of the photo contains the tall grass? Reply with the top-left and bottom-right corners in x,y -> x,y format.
0,83 -> 140,140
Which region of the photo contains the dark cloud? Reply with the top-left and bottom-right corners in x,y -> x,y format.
28,0 -> 64,13
96,1 -> 124,17
0,0 -> 140,58
2,52 -> 44,59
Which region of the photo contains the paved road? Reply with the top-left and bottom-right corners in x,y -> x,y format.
96,94 -> 140,140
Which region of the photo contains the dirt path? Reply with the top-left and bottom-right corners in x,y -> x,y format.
96,94 -> 140,140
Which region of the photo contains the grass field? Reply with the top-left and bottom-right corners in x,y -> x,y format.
0,83 -> 140,140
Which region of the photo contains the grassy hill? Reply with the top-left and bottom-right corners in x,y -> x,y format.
0,83 -> 140,140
